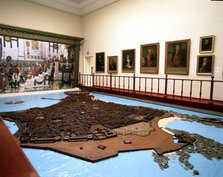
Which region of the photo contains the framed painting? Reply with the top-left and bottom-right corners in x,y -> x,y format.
165,39 -> 190,75
95,52 -> 105,72
197,55 -> 214,76
108,55 -> 118,73
199,35 -> 215,53
122,49 -> 135,73
140,43 -> 159,74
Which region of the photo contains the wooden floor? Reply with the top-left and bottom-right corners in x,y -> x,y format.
21,114 -> 186,162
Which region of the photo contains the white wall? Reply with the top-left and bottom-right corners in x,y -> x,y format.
0,0 -> 82,37
0,0 -> 222,99
81,0 -> 223,81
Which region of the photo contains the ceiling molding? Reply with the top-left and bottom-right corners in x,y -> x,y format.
27,0 -> 119,16
0,24 -> 83,45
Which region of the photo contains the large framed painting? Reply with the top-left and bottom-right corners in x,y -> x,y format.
122,49 -> 135,73
95,52 -> 105,73
197,55 -> 214,76
199,35 -> 215,53
140,43 -> 159,74
108,55 -> 118,73
165,39 -> 190,75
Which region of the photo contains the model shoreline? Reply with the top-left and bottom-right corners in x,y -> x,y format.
1,90 -> 222,176
0,90 -> 187,162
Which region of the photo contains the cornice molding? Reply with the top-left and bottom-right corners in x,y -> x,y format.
0,24 -> 84,45
27,0 -> 120,16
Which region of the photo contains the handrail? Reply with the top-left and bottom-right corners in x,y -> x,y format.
82,73 -> 222,82
78,73 -> 223,103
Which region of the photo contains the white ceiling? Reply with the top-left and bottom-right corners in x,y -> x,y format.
27,0 -> 120,16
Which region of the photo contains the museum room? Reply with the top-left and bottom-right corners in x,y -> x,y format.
0,0 -> 223,177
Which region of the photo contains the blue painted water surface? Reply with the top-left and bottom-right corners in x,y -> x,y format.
4,120 -> 18,134
1,91 -> 223,177
166,120 -> 223,144
0,92 -> 67,112
23,148 -> 199,177
189,153 -> 223,177
23,148 -> 223,177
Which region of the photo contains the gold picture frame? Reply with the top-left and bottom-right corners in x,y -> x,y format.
95,52 -> 105,73
165,39 -> 190,75
199,35 -> 215,54
122,49 -> 135,73
197,55 -> 215,76
140,43 -> 159,74
108,56 -> 118,73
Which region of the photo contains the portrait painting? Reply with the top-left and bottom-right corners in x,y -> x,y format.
165,39 -> 190,75
95,52 -> 105,72
197,55 -> 214,76
31,40 -> 39,50
108,56 -> 118,73
122,49 -> 135,73
200,35 -> 215,53
140,43 -> 159,74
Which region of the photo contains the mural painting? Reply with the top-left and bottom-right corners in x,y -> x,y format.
0,35 -> 75,92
